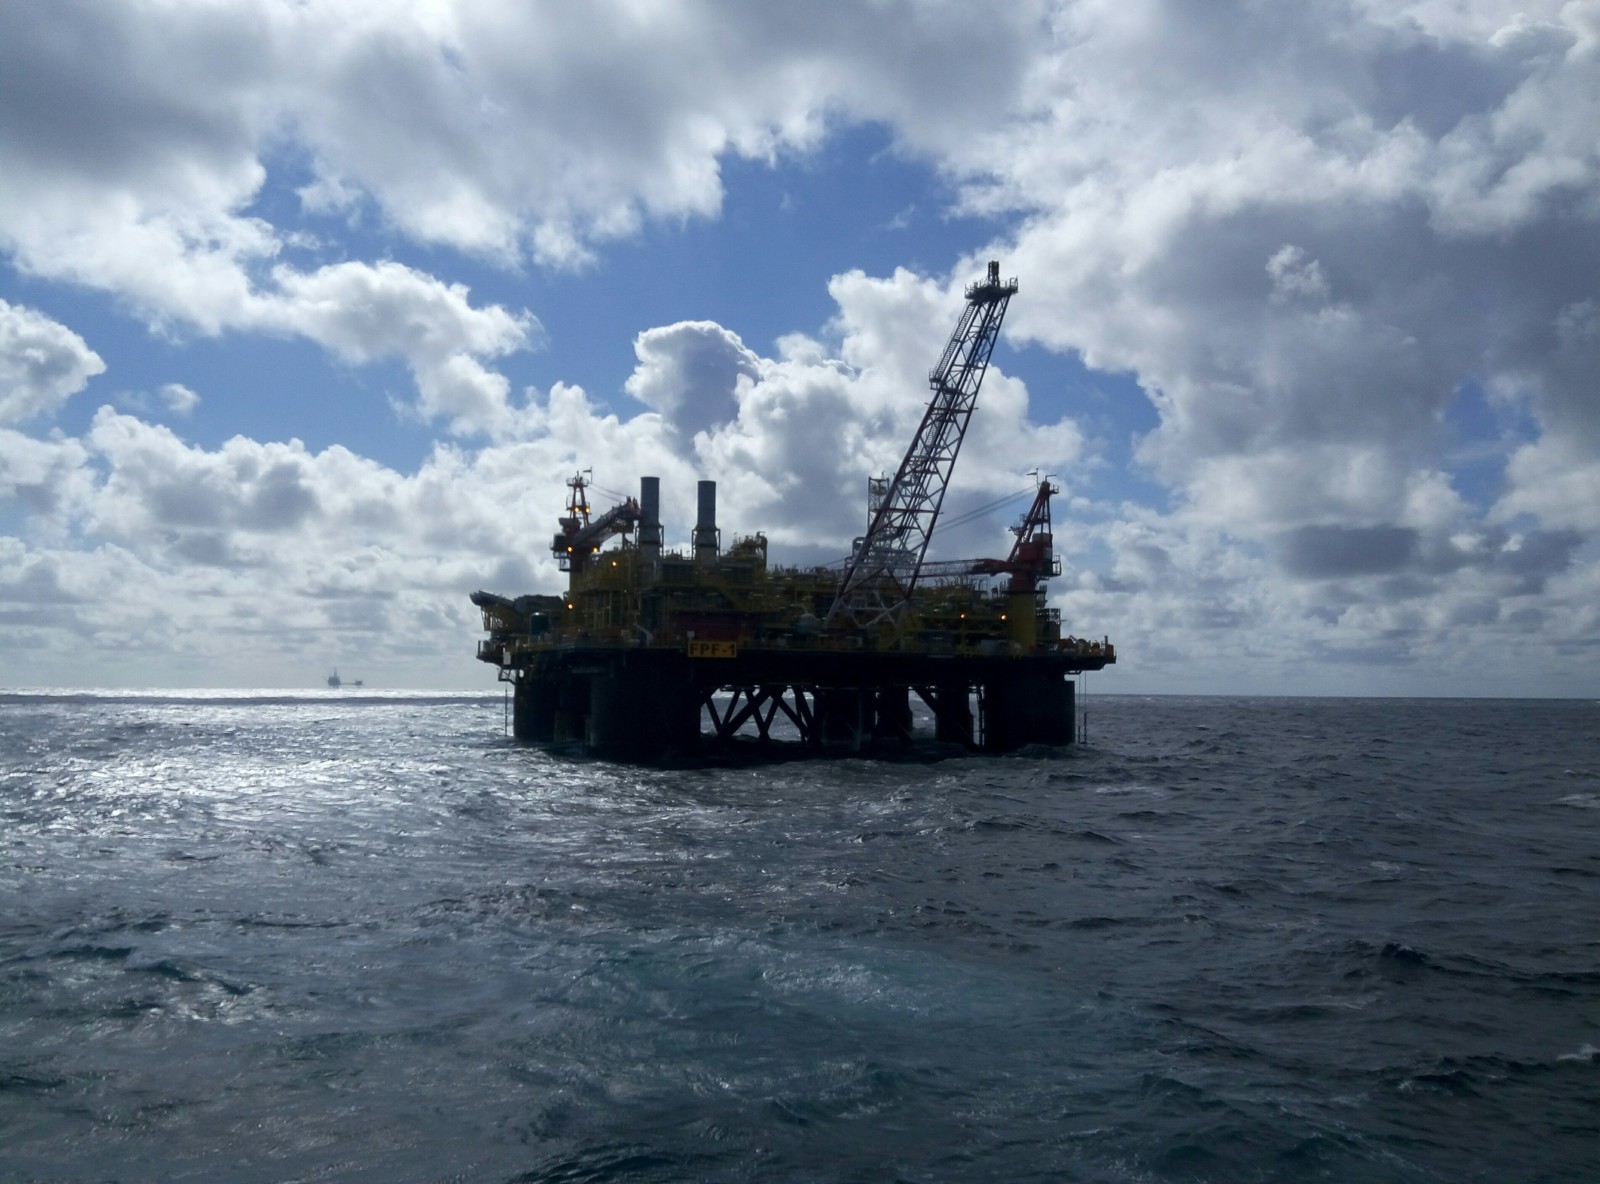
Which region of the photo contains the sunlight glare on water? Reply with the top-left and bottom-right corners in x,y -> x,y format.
2,691 -> 1597,1182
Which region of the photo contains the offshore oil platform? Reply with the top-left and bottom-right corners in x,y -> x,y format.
471,262 -> 1114,761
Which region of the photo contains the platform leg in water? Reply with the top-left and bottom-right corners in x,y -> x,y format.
982,674 -> 1074,752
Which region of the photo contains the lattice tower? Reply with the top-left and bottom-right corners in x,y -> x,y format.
825,261 -> 1018,632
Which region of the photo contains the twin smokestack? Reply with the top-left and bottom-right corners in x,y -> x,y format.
636,476 -> 719,563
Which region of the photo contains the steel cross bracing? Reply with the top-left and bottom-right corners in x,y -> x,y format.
825,262 -> 1019,632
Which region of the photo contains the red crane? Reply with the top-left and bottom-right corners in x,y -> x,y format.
551,471 -> 639,575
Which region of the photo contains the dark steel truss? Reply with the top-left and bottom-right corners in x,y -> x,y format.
825,262 -> 1018,632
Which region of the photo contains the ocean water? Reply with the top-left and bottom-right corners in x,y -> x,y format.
1,690 -> 1596,1183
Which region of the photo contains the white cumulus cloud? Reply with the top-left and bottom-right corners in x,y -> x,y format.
3,1 -> 1600,694
159,382 -> 200,415
0,300 -> 105,425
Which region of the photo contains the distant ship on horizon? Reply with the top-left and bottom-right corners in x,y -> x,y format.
326,670 -> 364,689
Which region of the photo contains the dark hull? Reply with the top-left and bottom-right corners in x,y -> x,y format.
504,645 -> 1111,763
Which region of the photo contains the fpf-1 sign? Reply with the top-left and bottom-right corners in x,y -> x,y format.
686,640 -> 737,659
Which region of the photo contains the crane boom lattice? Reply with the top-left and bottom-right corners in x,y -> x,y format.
826,261 -> 1018,632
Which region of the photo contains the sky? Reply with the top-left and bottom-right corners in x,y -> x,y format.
2,0 -> 1598,695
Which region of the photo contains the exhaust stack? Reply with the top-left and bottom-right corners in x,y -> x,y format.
693,480 -> 720,563
639,476 -> 662,568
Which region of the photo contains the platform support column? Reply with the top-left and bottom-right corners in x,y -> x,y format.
513,677 -> 558,743
922,682 -> 974,747
873,686 -> 913,743
587,663 -> 699,761
553,674 -> 590,744
982,672 -> 1074,751
814,688 -> 871,752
